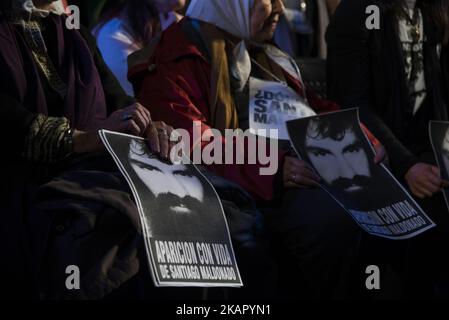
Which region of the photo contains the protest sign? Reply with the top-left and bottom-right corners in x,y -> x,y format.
100,130 -> 242,287
287,109 -> 435,239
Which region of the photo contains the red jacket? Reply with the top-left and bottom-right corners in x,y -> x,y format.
129,18 -> 378,202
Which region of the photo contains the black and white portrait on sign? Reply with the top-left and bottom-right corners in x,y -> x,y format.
287,109 -> 435,239
127,138 -> 210,238
100,130 -> 242,287
430,121 -> 449,211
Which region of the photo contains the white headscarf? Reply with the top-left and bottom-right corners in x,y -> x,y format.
13,0 -> 64,18
186,0 -> 302,91
186,0 -> 253,91
187,0 -> 253,39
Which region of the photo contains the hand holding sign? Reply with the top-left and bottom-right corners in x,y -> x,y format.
405,163 -> 449,199
283,156 -> 321,189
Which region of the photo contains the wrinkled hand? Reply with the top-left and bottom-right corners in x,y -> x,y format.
283,156 -> 321,189
405,163 -> 449,199
144,121 -> 177,160
103,103 -> 152,136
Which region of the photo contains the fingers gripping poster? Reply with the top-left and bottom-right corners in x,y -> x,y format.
429,121 -> 449,212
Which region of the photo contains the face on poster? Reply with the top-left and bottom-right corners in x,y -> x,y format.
100,131 -> 242,287
429,121 -> 449,211
287,109 -> 435,239
294,110 -> 388,211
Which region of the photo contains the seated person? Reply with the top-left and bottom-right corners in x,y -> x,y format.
94,0 -> 185,95
129,0 -> 385,298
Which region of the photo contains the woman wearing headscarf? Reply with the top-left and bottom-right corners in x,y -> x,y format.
129,0 -> 385,298
327,0 -> 449,298
0,0 -> 174,298
94,0 -> 186,95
